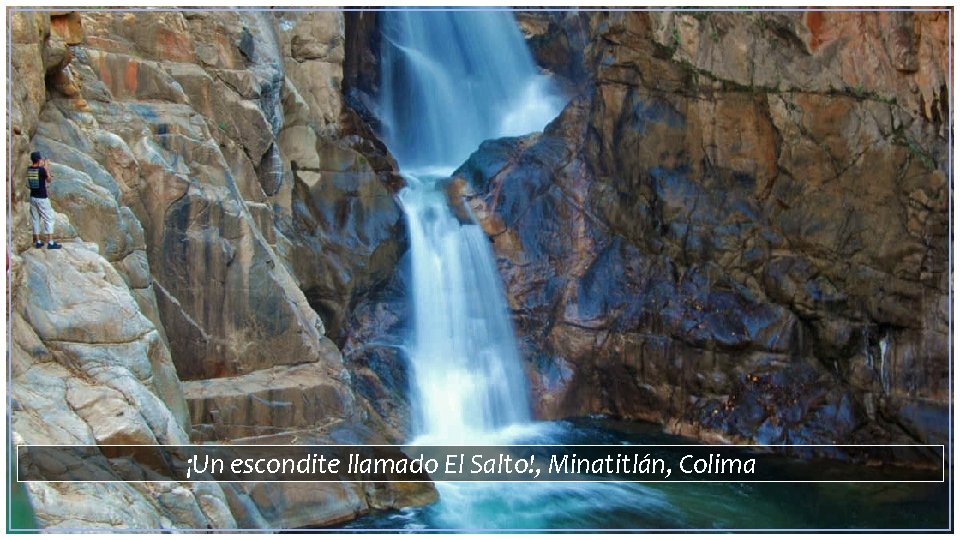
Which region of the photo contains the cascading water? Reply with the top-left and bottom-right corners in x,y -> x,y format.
401,183 -> 530,441
380,11 -> 564,174
379,10 -> 563,443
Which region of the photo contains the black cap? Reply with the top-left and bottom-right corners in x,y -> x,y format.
30,151 -> 42,163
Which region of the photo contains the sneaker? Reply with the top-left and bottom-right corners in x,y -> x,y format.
34,241 -> 43,249
46,241 -> 62,250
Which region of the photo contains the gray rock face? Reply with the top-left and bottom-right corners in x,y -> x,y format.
12,244 -> 234,530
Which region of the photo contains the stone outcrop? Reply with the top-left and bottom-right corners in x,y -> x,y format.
514,11 -> 592,88
273,11 -> 405,342
446,10 -> 949,454
12,244 -> 235,529
10,8 -> 425,530
183,361 -> 355,441
59,12 -> 354,386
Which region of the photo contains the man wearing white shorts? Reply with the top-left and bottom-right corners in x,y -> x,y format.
27,151 -> 62,250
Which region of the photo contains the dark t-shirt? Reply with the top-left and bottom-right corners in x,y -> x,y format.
27,166 -> 48,199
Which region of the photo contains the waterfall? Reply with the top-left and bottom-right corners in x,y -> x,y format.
377,11 -> 563,443
380,11 -> 563,173
879,330 -> 892,394
399,181 -> 530,441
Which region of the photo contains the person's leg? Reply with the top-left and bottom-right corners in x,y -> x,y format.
38,199 -> 60,249
29,198 -> 42,248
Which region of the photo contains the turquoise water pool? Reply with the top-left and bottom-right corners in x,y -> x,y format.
335,419 -> 949,532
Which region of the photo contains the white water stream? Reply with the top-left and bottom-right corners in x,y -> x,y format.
378,10 -> 563,444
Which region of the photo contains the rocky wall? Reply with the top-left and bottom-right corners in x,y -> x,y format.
9,8 -> 427,529
452,10 -> 949,455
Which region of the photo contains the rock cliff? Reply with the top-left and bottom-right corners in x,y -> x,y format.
9,9 -> 428,530
453,10 -> 949,455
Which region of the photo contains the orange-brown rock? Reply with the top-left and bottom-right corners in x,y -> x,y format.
50,11 -> 83,45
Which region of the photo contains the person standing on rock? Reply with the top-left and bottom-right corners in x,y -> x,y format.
27,151 -> 62,250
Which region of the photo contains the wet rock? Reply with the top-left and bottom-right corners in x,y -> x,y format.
343,11 -> 381,113
272,11 -> 405,342
341,265 -> 412,440
515,11 -> 592,86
